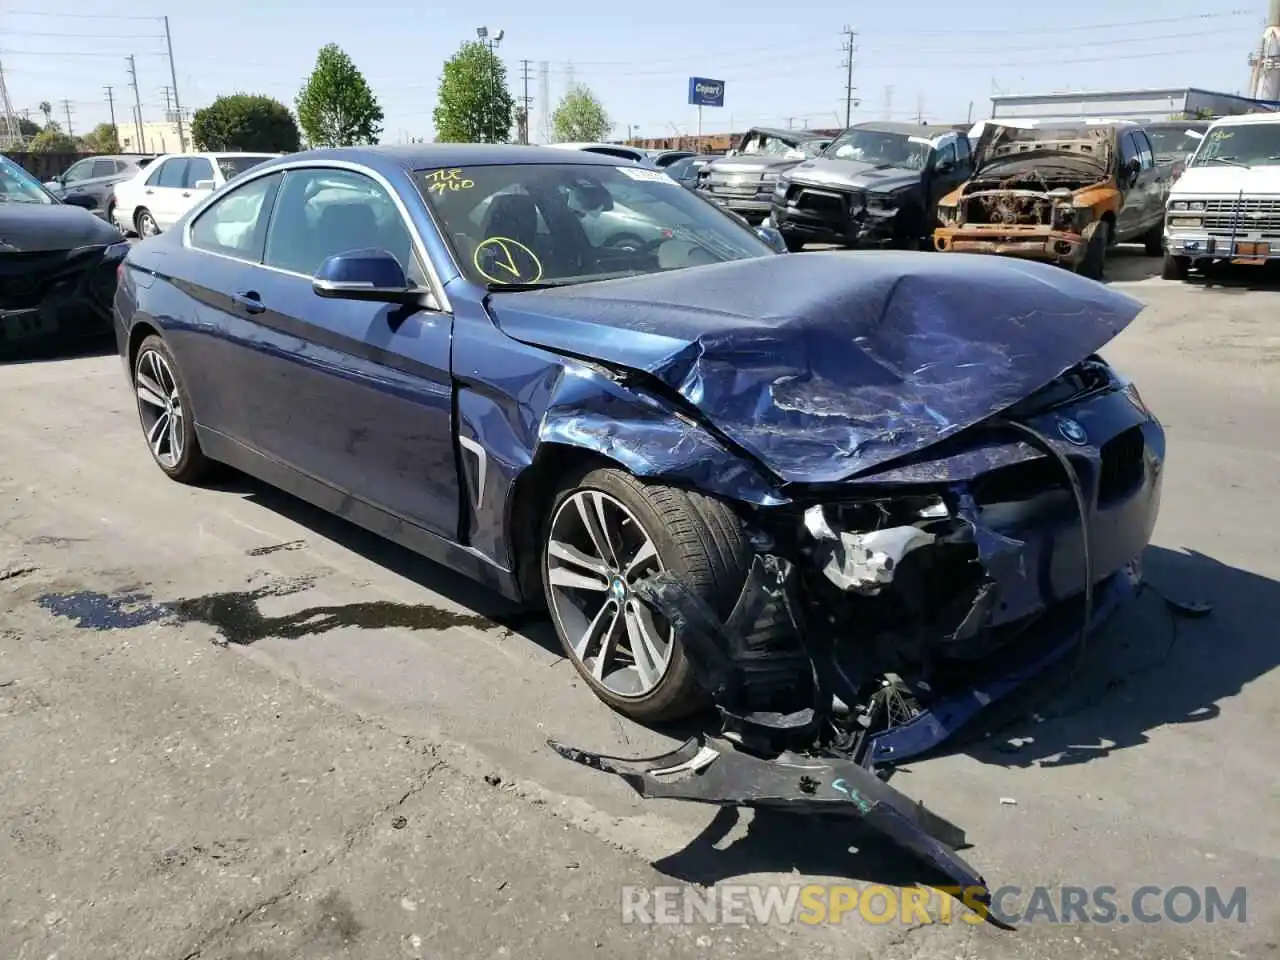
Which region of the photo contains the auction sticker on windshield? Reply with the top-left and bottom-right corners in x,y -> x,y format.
617,166 -> 677,184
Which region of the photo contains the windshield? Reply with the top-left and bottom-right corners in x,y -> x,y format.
822,128 -> 932,171
736,132 -> 801,157
216,155 -> 273,180
414,162 -> 774,288
1145,126 -> 1206,160
1190,124 -> 1280,167
0,156 -> 55,205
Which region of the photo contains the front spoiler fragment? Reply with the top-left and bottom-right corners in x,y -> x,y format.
548,734 -> 990,904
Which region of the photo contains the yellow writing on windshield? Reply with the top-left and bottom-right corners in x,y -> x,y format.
425,169 -> 475,194
473,236 -> 543,285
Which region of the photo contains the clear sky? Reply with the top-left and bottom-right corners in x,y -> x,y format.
0,0 -> 1270,145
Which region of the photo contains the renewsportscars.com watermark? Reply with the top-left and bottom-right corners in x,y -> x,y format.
621,884 -> 1248,927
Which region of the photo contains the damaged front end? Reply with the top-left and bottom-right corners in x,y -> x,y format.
551,354 -> 1173,913
933,125 -> 1117,268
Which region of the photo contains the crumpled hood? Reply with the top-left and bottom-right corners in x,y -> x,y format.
0,203 -> 123,252
786,157 -> 921,193
972,123 -> 1111,176
485,251 -> 1144,485
706,156 -> 804,176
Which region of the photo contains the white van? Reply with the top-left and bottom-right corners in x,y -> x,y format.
1162,112 -> 1280,280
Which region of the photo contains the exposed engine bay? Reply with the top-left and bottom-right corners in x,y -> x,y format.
962,174 -> 1102,228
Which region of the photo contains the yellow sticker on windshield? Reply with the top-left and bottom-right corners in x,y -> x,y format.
474,237 -> 543,285
425,168 -> 474,194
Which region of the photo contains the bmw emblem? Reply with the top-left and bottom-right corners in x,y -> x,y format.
1057,417 -> 1088,446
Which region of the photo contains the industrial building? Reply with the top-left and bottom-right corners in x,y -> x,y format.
989,87 -> 1280,124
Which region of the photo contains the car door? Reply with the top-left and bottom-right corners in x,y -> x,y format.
1132,130 -> 1166,232
926,135 -> 966,214
241,164 -> 459,540
176,155 -> 216,223
1114,132 -> 1151,241
175,170 -> 286,442
144,160 -> 189,232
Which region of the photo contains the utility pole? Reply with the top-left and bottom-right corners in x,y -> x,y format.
104,85 -> 118,142
783,117 -> 794,129
519,59 -> 533,145
882,85 -> 893,121
159,86 -> 172,115
60,99 -> 74,137
915,90 -> 924,124
162,16 -> 187,151
0,59 -> 20,147
126,55 -> 145,152
840,25 -> 859,128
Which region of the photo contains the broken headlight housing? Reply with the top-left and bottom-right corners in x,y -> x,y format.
936,203 -> 958,226
773,176 -> 789,197
867,186 -> 911,211
1052,204 -> 1076,230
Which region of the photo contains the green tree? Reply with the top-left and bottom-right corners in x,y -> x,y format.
27,128 -> 80,153
37,101 -> 52,128
432,40 -> 514,143
192,94 -> 301,152
295,43 -> 384,147
78,122 -> 122,153
552,84 -> 611,143
17,116 -> 40,139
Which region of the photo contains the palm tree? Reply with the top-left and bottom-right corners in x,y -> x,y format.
38,101 -> 52,128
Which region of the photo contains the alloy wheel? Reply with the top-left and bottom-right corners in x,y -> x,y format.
138,212 -> 158,237
545,489 -> 673,698
134,349 -> 185,468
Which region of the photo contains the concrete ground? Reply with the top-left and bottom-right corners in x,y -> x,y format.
1,248 -> 1277,959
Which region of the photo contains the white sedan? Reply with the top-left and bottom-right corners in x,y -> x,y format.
112,151 -> 280,237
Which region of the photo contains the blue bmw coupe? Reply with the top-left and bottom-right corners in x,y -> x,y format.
115,144 -> 1164,752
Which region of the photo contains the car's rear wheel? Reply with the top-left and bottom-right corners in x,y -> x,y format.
1143,221 -> 1164,256
133,335 -> 212,484
135,208 -> 159,238
541,466 -> 752,723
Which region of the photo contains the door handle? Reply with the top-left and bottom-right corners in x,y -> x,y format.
181,191 -> 191,197
145,189 -> 154,195
232,291 -> 265,315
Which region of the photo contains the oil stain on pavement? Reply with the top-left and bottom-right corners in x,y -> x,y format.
37,575 -> 509,645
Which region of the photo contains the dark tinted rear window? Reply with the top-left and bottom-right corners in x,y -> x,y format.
216,155 -> 272,180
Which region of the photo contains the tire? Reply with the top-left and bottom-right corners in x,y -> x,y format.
135,207 -> 159,238
541,465 -> 753,723
1077,219 -> 1110,280
783,235 -> 806,252
132,334 -> 213,484
1162,252 -> 1190,281
1143,221 -> 1164,256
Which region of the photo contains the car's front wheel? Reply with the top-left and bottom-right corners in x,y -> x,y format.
541,466 -> 752,723
133,335 -> 212,484
1162,252 -> 1190,281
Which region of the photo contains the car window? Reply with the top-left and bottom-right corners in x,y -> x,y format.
263,167 -> 416,278
1133,131 -> 1155,170
184,156 -> 214,188
935,139 -> 957,166
63,159 -> 94,182
217,155 -> 273,181
189,171 -> 283,261
1119,133 -> 1139,169
665,158 -> 694,180
824,128 -> 933,171
956,136 -> 971,162
90,159 -> 117,179
0,155 -> 54,204
156,159 -> 189,188
415,161 -> 773,288
145,160 -> 168,186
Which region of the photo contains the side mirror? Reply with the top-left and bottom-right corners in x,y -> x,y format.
193,179 -> 215,191
754,225 -> 788,254
43,179 -> 60,189
312,249 -> 421,305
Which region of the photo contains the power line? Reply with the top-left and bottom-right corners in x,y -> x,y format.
0,10 -> 161,19
0,31 -> 165,39
59,97 -> 73,135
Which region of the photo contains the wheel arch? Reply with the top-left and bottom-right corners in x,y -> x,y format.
127,319 -> 163,374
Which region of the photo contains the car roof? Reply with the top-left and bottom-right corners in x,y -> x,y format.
1204,112 -> 1280,127
240,144 -> 631,180
847,120 -> 952,136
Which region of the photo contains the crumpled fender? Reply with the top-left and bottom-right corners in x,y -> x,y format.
534,360 -> 788,506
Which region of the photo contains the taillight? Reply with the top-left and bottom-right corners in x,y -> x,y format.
117,262 -> 125,282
